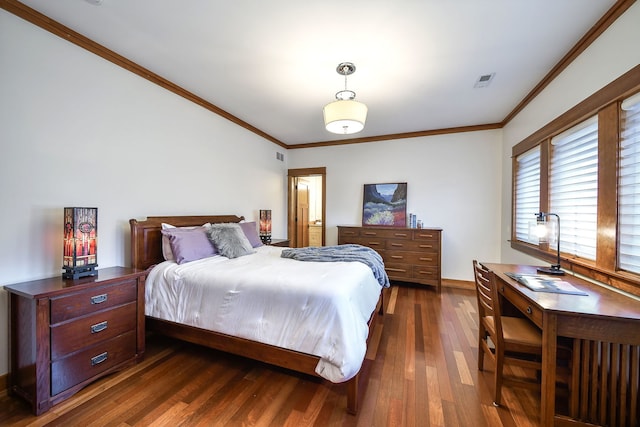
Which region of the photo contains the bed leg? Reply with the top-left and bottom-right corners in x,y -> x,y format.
347,374 -> 358,415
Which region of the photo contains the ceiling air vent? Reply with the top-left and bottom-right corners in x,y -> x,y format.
474,73 -> 495,88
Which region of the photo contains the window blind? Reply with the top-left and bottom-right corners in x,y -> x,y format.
619,94 -> 640,274
514,146 -> 540,244
549,116 -> 598,260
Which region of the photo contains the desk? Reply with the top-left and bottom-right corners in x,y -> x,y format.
482,263 -> 640,427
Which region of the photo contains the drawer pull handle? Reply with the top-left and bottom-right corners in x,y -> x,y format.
367,242 -> 381,246
386,268 -> 407,273
419,245 -> 433,249
393,233 -> 408,237
91,352 -> 108,366
391,255 -> 403,259
91,321 -> 108,334
363,232 -> 378,236
91,294 -> 108,304
419,257 -> 433,262
526,306 -> 533,315
391,243 -> 403,247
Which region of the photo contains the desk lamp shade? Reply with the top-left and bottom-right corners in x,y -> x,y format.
63,207 -> 98,279
259,209 -> 272,244
535,212 -> 564,275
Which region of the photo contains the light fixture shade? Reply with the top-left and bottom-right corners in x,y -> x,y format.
259,209 -> 272,244
323,99 -> 368,134
63,207 -> 98,279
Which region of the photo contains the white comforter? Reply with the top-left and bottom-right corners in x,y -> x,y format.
145,245 -> 382,382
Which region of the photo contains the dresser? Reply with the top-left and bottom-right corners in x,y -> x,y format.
338,226 -> 442,292
4,267 -> 146,415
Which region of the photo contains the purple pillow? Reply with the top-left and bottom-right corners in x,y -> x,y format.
161,227 -> 217,264
240,221 -> 263,248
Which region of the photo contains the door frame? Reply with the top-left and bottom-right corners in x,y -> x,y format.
287,167 -> 326,247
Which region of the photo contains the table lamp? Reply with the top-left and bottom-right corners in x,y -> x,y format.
63,207 -> 98,279
535,212 -> 564,275
259,209 -> 272,244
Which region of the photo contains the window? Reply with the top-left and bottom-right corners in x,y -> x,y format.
510,65 -> 640,295
549,117 -> 598,260
618,93 -> 640,274
514,147 -> 540,244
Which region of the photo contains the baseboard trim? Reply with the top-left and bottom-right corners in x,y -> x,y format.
442,278 -> 474,291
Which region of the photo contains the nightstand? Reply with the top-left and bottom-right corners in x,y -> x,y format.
4,267 -> 146,415
269,239 -> 290,247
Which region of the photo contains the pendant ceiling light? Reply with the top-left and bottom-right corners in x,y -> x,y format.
323,62 -> 368,134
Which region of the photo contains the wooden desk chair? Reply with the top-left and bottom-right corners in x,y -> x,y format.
473,260 -> 548,406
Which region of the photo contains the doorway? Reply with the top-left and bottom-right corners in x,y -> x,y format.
287,167 -> 326,248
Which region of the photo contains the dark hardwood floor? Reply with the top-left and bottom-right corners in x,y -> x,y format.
0,282 -> 545,426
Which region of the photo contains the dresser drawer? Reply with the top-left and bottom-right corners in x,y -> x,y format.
50,302 -> 137,359
51,331 -> 136,396
413,266 -> 439,283
51,281 -> 137,324
360,228 -> 411,240
383,251 -> 438,266
387,239 -> 440,252
338,227 -> 360,239
346,236 -> 386,250
413,230 -> 440,241
384,263 -> 412,280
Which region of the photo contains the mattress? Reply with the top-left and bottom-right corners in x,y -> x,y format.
144,245 -> 382,382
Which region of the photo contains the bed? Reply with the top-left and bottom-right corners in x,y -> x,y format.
129,214 -> 385,414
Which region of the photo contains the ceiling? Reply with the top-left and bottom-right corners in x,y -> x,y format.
12,0 -> 620,146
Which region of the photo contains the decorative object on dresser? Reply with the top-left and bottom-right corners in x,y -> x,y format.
338,225 -> 442,292
259,209 -> 272,244
4,267 -> 146,415
63,207 -> 98,279
362,183 -> 407,227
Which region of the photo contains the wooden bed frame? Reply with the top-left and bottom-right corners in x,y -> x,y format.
129,214 -> 383,414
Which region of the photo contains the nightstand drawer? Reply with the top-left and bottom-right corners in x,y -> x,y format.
51,331 -> 136,396
51,281 -> 137,323
51,302 -> 137,359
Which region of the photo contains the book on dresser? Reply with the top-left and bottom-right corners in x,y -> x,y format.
338,225 -> 442,292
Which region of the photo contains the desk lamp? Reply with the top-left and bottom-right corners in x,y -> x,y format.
535,212 -> 564,275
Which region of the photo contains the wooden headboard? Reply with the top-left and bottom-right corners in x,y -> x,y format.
129,215 -> 245,270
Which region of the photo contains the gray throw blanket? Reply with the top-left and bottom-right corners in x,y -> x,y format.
281,244 -> 390,287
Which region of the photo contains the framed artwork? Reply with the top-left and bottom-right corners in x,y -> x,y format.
362,182 -> 407,227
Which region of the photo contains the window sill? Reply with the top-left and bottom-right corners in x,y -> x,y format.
510,240 -> 640,297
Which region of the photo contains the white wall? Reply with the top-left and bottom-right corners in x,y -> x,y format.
500,2 -> 640,265
0,10 -> 287,376
288,130 -> 504,282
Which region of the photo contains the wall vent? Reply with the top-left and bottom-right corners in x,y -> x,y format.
474,73 -> 495,88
